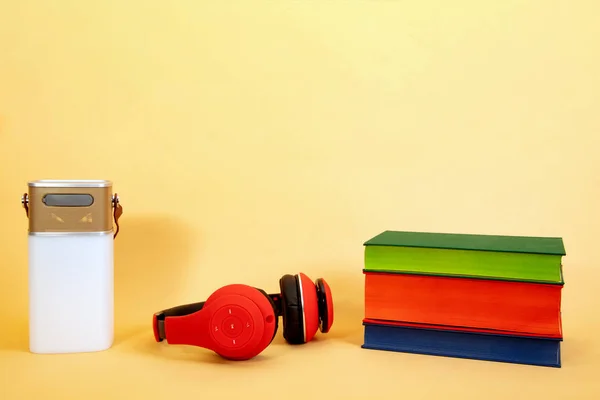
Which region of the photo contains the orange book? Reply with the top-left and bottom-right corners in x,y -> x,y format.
364,271 -> 562,338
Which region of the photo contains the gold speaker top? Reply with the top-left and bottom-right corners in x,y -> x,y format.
24,180 -> 116,234
28,179 -> 113,188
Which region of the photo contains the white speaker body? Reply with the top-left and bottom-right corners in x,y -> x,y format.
28,232 -> 114,354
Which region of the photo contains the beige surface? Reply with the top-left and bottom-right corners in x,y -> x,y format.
1,1 -> 599,398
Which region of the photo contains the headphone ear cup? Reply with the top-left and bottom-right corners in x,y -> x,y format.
279,274 -> 305,344
201,284 -> 278,360
279,273 -> 320,344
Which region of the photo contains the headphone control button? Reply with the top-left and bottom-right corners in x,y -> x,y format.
222,316 -> 244,337
211,305 -> 255,348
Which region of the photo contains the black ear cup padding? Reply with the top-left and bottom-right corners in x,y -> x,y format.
279,274 -> 305,344
315,278 -> 329,333
255,287 -> 279,344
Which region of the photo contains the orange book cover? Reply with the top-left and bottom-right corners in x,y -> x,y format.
364,271 -> 562,338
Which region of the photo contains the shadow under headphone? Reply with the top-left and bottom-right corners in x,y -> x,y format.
153,272 -> 334,360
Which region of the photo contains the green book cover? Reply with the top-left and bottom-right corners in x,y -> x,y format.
363,230 -> 566,284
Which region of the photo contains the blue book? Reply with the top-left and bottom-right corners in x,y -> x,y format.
362,320 -> 561,368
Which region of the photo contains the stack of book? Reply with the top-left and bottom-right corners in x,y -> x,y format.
361,230 -> 565,367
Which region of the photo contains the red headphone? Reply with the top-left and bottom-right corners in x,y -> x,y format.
152,272 -> 334,360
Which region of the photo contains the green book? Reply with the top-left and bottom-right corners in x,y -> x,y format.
363,230 -> 566,284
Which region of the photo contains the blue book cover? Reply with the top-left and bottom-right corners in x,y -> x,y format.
362,320 -> 562,368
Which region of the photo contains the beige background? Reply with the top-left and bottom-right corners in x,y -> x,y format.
1,1 -> 599,398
